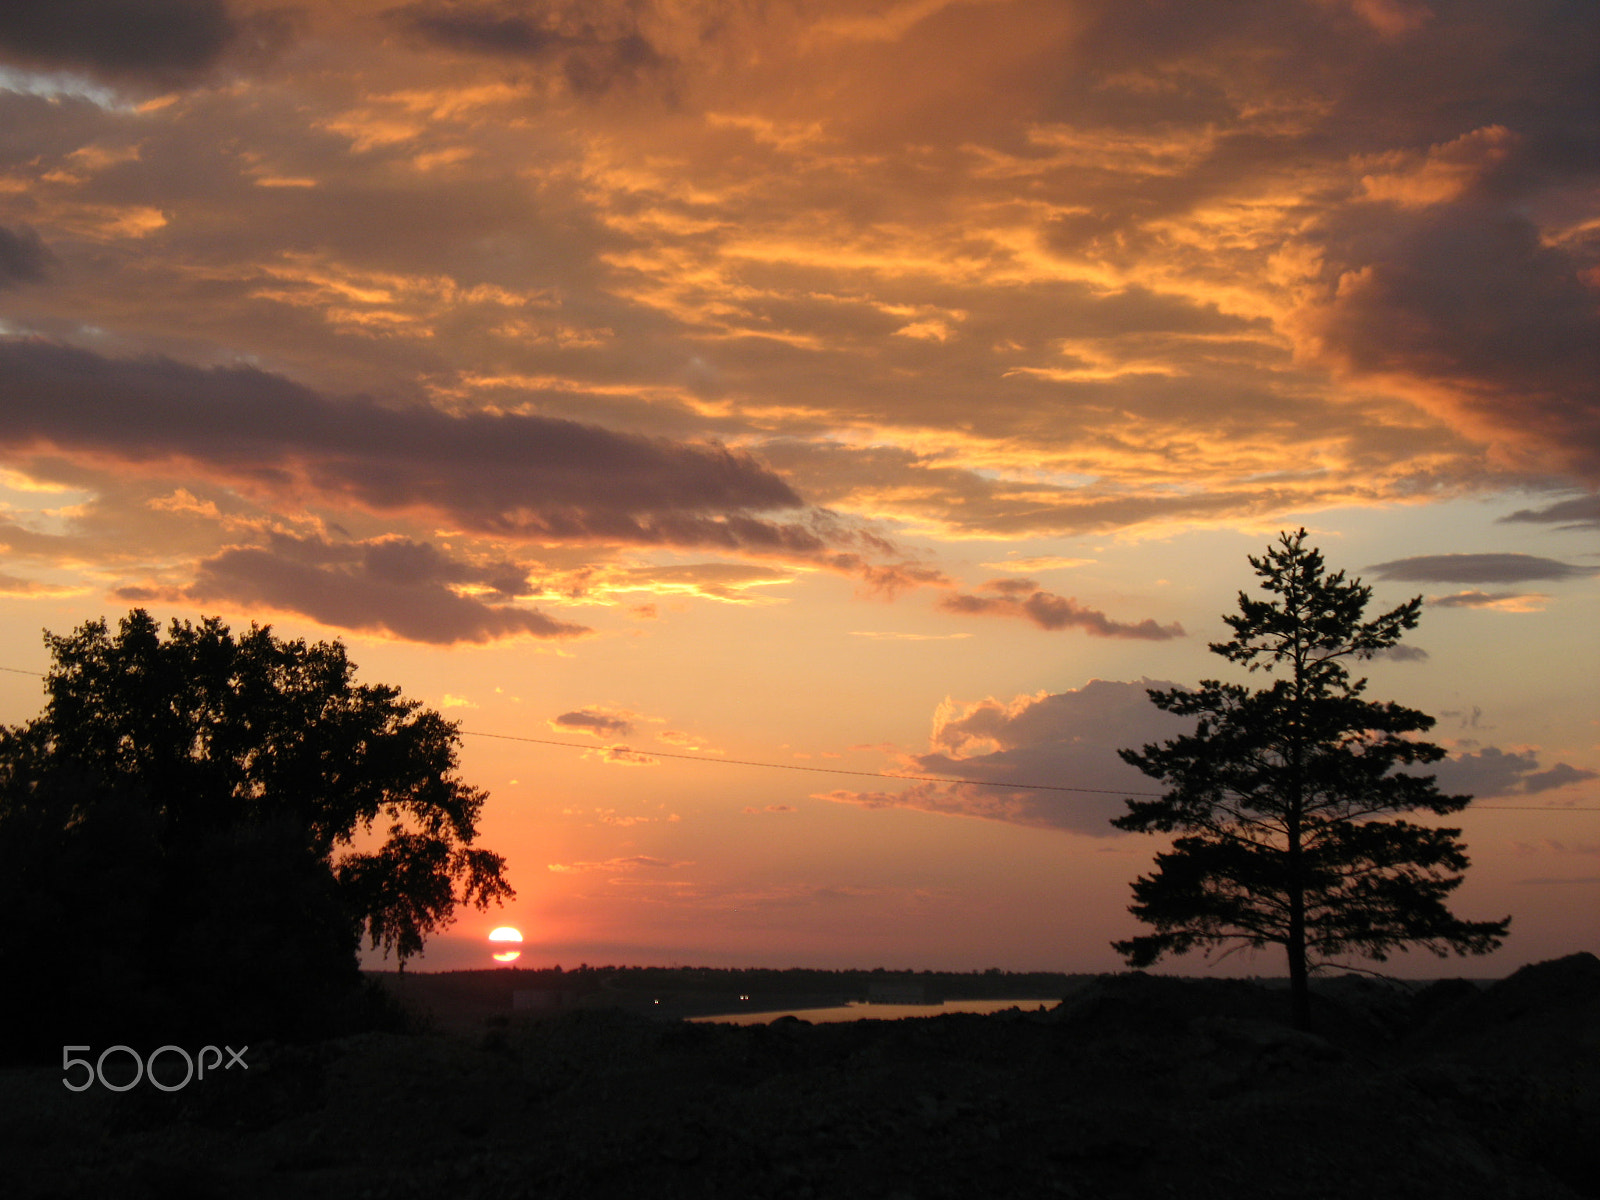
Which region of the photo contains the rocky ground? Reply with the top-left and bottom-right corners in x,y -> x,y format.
5,953 -> 1597,1200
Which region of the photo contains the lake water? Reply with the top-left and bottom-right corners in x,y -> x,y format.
688,998 -> 1058,1025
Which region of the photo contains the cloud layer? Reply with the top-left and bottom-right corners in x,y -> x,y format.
0,0 -> 1593,646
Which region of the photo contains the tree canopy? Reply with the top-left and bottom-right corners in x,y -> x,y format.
0,610 -> 513,1053
1112,530 -> 1509,1029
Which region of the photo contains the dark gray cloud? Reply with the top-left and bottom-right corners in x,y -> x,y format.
388,1 -> 565,57
354,536 -> 532,599
0,225 -> 51,288
386,1 -> 670,95
939,579 -> 1184,639
1433,746 -> 1599,799
1501,495 -> 1600,530
1306,202 -> 1600,480
0,0 -> 241,84
120,532 -> 590,645
821,679 -> 1190,836
1368,553 -> 1595,583
0,338 -> 819,551
1375,643 -> 1430,662
551,708 -> 634,738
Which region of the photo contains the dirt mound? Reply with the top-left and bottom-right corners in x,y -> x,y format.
7,958 -> 1597,1200
1408,952 -> 1600,1066
1483,952 -> 1600,1016
1048,967 -> 1420,1049
1050,971 -> 1289,1029
1392,955 -> 1600,1197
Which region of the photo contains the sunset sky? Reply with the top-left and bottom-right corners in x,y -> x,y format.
1,0 -> 1596,977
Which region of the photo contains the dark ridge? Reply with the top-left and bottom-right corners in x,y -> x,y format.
5,956 -> 1595,1199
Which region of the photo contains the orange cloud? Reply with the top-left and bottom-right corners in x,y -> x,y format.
1426,591 -> 1550,613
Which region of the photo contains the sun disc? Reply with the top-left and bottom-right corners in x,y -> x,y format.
488,926 -> 523,943
492,950 -> 522,962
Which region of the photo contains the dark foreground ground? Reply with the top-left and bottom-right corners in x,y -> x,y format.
5,953 -> 1597,1200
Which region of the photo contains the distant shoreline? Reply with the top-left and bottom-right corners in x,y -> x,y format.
687,997 -> 1062,1025
363,963 -> 1499,1032
364,965 -> 1096,1030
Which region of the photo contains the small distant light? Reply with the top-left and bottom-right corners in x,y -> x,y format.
740,994 -> 750,1001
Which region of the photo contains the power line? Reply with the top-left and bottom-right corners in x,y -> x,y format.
458,729 -> 1157,795
0,664 -> 1156,795
1441,806 -> 1600,812
456,730 -> 1600,811
4,662 -> 1596,811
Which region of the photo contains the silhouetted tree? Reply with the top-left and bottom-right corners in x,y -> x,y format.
0,610 -> 513,1055
1112,531 -> 1508,1030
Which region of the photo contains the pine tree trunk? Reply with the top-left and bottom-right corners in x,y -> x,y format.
1287,895 -> 1311,1032
1286,818 -> 1311,1032
1287,625 -> 1312,1033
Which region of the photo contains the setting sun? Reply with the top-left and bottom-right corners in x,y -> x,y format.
489,927 -> 523,963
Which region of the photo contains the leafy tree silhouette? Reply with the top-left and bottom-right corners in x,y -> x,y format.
1112,531 -> 1508,1030
0,610 -> 513,1056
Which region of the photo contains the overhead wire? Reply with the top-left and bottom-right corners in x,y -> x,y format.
453,730 -> 1599,811
456,729 -> 1156,795
3,662 -> 1596,811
